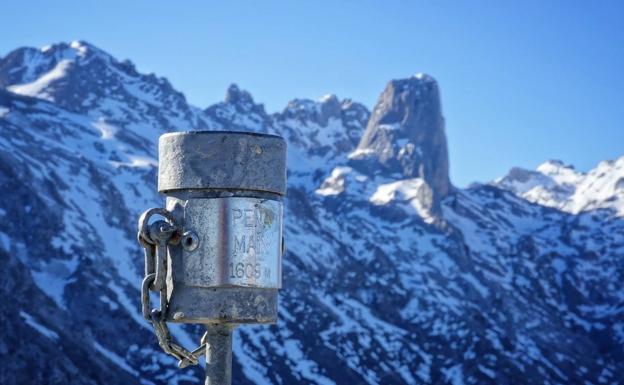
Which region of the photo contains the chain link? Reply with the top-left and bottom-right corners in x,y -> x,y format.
138,208 -> 208,368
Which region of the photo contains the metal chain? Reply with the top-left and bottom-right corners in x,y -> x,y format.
138,208 -> 208,368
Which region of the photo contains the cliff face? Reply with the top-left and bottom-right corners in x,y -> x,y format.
354,74 -> 450,206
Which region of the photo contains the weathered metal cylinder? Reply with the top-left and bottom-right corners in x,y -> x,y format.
158,131 -> 286,324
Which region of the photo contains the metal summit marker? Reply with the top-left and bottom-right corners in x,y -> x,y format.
137,131 -> 287,384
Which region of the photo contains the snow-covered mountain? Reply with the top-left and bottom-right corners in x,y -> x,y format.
494,159 -> 624,217
0,41 -> 622,385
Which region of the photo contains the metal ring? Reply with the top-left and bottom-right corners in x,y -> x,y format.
141,273 -> 156,320
138,208 -> 176,245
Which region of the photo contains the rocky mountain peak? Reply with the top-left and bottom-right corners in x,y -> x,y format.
0,41 -> 200,134
274,95 -> 369,163
204,84 -> 270,132
281,93 -> 343,127
0,40 -> 115,89
224,83 -> 256,108
352,73 -> 451,204
536,159 -> 577,176
317,94 -> 341,123
494,156 -> 624,216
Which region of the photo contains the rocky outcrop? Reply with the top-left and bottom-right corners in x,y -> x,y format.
353,74 -> 451,205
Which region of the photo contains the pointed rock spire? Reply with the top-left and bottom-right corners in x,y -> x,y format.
225,83 -> 255,106
353,73 -> 451,200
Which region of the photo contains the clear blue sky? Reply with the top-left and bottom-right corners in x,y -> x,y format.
1,1 -> 623,186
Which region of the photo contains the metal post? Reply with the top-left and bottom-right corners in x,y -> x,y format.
137,131 -> 286,385
204,325 -> 234,385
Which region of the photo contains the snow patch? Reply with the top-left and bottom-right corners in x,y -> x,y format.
283,339 -> 336,385
316,167 -> 352,196
318,94 -> 336,103
20,311 -> 59,340
99,295 -> 119,311
70,40 -> 88,56
31,260 -> 77,310
443,364 -> 465,385
0,231 -> 10,251
94,341 -> 139,376
93,119 -> 118,140
8,60 -> 72,101
370,178 -> 435,222
414,73 -> 434,82
378,123 -> 401,131
348,148 -> 375,160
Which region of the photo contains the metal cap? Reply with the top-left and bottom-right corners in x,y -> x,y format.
158,131 -> 287,195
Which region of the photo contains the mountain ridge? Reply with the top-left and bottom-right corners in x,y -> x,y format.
494,156 -> 624,217
0,41 -> 622,385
